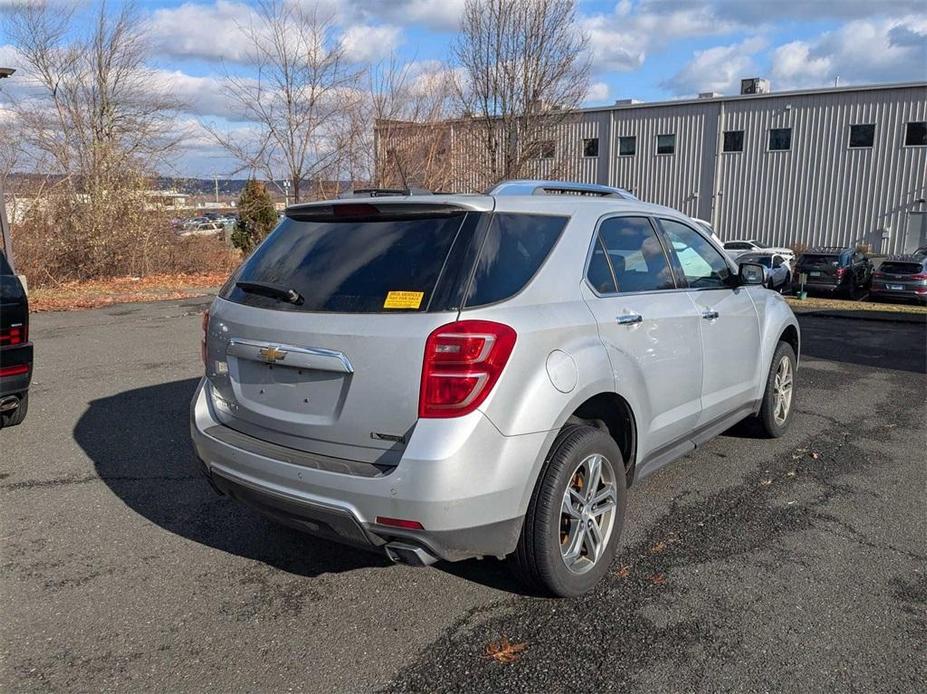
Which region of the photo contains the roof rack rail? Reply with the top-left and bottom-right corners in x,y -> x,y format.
339,187 -> 433,199
488,180 -> 637,200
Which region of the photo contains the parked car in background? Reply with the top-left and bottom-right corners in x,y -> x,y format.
178,221 -> 225,237
0,249 -> 32,428
191,180 -> 800,597
738,251 -> 792,292
723,239 -> 795,262
870,255 -> 927,304
792,247 -> 872,296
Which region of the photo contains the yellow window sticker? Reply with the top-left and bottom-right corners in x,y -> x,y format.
383,291 -> 424,309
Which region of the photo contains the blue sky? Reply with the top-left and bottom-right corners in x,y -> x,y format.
1,0 -> 924,176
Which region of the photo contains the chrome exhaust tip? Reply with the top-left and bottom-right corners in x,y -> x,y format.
384,541 -> 439,567
0,396 -> 19,413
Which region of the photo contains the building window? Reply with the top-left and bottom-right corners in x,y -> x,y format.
849,124 -> 875,148
656,134 -> 676,155
905,121 -> 927,147
583,138 -> 599,157
769,128 -> 792,151
723,130 -> 744,152
533,140 -> 555,159
618,136 -> 636,156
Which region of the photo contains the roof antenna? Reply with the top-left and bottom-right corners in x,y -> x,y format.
388,147 -> 410,193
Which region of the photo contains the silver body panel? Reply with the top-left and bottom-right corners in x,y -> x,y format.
192,190 -> 800,562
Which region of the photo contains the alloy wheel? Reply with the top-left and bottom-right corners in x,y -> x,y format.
773,355 -> 794,425
559,454 -> 618,575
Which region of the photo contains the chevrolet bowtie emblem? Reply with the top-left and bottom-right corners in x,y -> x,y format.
258,346 -> 287,363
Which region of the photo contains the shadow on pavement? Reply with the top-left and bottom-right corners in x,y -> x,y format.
796,315 -> 926,374
72,377 -> 530,592
73,378 -> 393,578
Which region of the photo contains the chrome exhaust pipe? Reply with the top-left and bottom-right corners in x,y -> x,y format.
0,396 -> 19,413
384,541 -> 439,567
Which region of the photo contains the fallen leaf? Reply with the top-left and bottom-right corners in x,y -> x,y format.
760,479 -> 773,486
484,637 -> 527,663
614,565 -> 631,578
650,541 -> 667,554
810,452 -> 821,460
786,471 -> 797,478
648,573 -> 667,585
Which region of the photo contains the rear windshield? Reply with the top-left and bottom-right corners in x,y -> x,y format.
799,254 -> 839,265
879,262 -> 922,274
221,211 -> 568,313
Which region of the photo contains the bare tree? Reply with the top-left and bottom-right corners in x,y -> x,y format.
9,1 -> 181,185
453,0 -> 589,187
6,0 -> 186,281
351,57 -> 458,191
212,0 -> 359,203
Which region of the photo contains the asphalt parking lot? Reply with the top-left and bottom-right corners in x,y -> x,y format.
2,299 -> 925,693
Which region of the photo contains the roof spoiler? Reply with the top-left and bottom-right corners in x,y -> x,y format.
487,180 -> 637,200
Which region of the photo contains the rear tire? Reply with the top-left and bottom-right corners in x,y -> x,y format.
511,425 -> 627,597
0,392 -> 28,428
757,343 -> 796,438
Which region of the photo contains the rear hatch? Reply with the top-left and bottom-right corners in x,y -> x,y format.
0,252 -> 31,384
204,200 -> 491,465
797,253 -> 841,285
874,260 -> 927,292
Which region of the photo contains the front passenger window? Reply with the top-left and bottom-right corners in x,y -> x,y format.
587,216 -> 675,293
659,219 -> 733,289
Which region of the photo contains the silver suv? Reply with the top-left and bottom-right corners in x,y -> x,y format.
191,180 -> 799,596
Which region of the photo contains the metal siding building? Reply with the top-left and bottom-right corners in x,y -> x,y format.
587,82 -> 927,254
380,82 -> 927,254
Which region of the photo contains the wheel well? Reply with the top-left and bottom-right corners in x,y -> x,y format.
567,393 -> 638,485
779,324 -> 800,361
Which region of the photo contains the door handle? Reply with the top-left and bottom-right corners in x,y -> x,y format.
616,313 -> 643,325
701,310 -> 720,320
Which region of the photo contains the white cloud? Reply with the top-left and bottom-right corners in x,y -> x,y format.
148,1 -> 257,63
770,15 -> 927,90
585,81 -> 610,104
661,37 -> 766,96
343,0 -> 465,32
339,24 -> 402,63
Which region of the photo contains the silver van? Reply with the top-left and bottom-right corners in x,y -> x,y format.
191,180 -> 799,596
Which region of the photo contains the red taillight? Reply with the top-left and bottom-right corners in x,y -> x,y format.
0,324 -> 26,346
419,320 -> 516,418
201,310 -> 209,367
912,272 -> 927,281
0,364 -> 29,377
872,272 -> 884,279
835,267 -> 846,279
376,516 -> 425,530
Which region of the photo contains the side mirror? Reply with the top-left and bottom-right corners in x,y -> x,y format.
738,262 -> 766,285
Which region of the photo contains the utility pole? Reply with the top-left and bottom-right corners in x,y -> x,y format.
0,67 -> 16,271
213,173 -> 219,204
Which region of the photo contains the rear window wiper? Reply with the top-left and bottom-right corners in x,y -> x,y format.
236,281 -> 304,305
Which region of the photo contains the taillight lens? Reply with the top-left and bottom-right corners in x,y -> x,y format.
835,267 -> 846,279
0,324 -> 26,346
419,320 -> 516,418
201,310 -> 209,367
912,272 -> 927,281
872,272 -> 884,279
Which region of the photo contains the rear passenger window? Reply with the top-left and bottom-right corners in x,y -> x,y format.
660,219 -> 733,289
587,216 -> 675,293
463,213 -> 568,307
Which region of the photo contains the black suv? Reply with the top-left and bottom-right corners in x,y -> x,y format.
792,247 -> 872,297
0,250 -> 31,428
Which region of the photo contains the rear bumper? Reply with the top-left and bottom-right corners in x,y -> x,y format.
190,378 -> 552,561
870,285 -> 927,301
0,342 -> 33,396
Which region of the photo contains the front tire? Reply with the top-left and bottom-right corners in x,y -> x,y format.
757,342 -> 796,438
511,425 -> 627,597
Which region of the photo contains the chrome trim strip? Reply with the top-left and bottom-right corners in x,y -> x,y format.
226,338 -> 354,373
